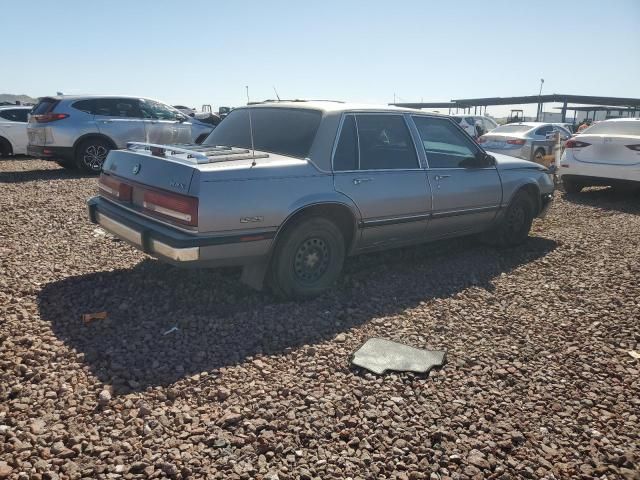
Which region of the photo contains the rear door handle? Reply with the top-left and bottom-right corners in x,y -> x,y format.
434,174 -> 451,181
353,178 -> 373,185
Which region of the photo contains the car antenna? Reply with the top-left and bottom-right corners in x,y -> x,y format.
245,85 -> 256,167
273,86 -> 281,101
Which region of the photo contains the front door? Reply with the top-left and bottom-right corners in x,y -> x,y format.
140,99 -> 191,145
333,114 -> 431,249
94,98 -> 147,148
411,115 -> 502,239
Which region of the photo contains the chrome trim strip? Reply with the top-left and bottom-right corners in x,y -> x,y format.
358,205 -> 500,228
95,212 -> 143,245
431,205 -> 499,218
360,213 -> 431,228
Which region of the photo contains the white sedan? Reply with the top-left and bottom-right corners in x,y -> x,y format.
0,106 -> 31,156
559,118 -> 640,193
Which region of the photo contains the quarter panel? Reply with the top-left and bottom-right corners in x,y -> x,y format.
197,174 -> 343,233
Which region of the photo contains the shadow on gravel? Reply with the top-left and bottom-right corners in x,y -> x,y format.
38,235 -> 557,394
562,187 -> 640,214
0,168 -> 93,183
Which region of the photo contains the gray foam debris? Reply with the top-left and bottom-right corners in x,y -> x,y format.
351,338 -> 446,375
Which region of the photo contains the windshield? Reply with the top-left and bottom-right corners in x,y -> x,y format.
582,121 -> 640,136
204,107 -> 322,158
491,124 -> 533,134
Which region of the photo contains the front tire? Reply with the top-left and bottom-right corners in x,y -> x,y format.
269,217 -> 345,299
75,138 -> 111,174
562,178 -> 583,193
489,191 -> 535,247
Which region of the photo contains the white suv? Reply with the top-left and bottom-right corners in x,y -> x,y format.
559,118 -> 640,193
452,114 -> 498,139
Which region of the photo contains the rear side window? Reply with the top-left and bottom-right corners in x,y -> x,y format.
356,114 -> 418,170
583,121 -> 640,136
204,107 -> 322,158
0,109 -> 30,122
32,98 -> 58,115
451,117 -> 463,124
95,98 -> 143,118
534,125 -> 553,136
72,99 -> 96,114
333,115 -> 358,171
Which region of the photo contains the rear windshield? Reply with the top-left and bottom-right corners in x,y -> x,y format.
32,98 -> 58,115
491,124 -> 533,134
582,121 -> 640,136
204,107 -> 322,158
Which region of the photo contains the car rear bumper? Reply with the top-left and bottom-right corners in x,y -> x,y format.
27,145 -> 74,161
560,174 -> 640,187
87,196 -> 275,267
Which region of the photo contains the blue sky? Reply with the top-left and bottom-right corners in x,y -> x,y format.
3,0 -> 639,116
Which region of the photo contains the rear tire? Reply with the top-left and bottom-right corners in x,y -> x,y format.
562,178 -> 583,193
486,191 -> 535,247
0,137 -> 12,158
533,148 -> 546,164
75,138 -> 112,174
269,217 -> 345,299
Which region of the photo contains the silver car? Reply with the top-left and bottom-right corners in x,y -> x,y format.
479,122 -> 571,163
27,95 -> 215,173
88,102 -> 554,298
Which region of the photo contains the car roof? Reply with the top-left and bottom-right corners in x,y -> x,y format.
239,100 -> 423,114
44,95 -> 161,102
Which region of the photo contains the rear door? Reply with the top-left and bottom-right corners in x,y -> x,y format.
412,115 -> 502,238
139,99 -> 191,145
333,113 -> 431,249
94,98 -> 147,148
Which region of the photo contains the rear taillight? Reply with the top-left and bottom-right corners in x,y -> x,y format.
32,113 -> 69,123
143,190 -> 198,226
478,136 -> 487,143
625,144 -> 640,152
98,174 -> 132,202
506,139 -> 526,145
565,140 -> 591,148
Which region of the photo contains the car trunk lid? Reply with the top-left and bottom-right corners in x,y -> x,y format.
570,134 -> 640,166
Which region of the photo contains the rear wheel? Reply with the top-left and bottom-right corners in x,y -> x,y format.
0,137 -> 12,158
562,178 -> 583,193
533,148 -> 546,164
75,138 -> 112,174
269,217 -> 345,299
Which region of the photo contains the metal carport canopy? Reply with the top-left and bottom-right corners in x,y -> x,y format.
393,95 -> 640,109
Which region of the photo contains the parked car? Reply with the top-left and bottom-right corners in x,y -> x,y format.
479,122 -> 571,163
559,118 -> 640,193
173,105 -> 197,116
0,106 -> 32,156
87,102 -> 554,298
452,114 -> 498,138
27,95 -> 215,173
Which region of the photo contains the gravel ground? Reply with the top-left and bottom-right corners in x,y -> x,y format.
1,158 -> 639,480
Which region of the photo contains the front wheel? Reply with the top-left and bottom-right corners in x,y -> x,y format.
487,191 -> 535,247
269,217 -> 345,299
75,138 -> 111,174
